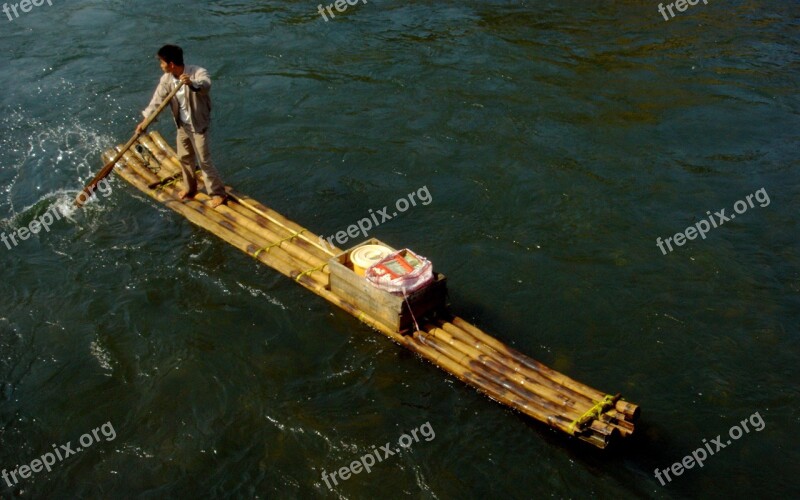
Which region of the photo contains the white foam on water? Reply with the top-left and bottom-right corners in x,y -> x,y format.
89,339 -> 114,376
0,186 -> 113,233
0,78 -> 125,221
236,281 -> 287,310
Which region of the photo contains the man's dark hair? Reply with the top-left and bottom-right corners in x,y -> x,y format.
157,45 -> 184,66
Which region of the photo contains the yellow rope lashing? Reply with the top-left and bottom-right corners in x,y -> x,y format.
253,230 -> 306,259
568,395 -> 615,435
156,176 -> 181,191
295,262 -> 327,282
153,169 -> 200,191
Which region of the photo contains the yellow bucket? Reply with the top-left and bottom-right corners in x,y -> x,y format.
351,244 -> 392,276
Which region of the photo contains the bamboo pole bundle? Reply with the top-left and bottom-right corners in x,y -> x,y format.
405,331 -> 612,449
222,199 -> 334,266
450,316 -> 639,422
121,141 -> 330,281
415,331 -> 577,435
438,320 -> 602,409
451,317 -> 607,400
226,189 -> 338,261
441,317 -> 637,435
213,203 -> 328,269
111,151 -> 327,283
262,278 -> 629,445
434,320 -> 635,437
423,325 -> 585,417
144,132 -> 337,263
420,325 -> 592,420
419,326 -> 620,441
437,320 -> 592,407
107,150 -> 329,289
412,332 -> 572,426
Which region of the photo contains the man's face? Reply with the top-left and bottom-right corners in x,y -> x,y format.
159,58 -> 172,74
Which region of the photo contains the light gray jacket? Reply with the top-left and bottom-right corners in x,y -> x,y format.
142,65 -> 212,133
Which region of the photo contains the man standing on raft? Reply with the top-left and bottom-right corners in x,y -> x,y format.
136,44 -> 227,208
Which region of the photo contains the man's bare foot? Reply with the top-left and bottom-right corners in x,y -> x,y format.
208,195 -> 227,209
178,190 -> 196,200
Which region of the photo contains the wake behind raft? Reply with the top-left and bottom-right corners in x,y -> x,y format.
96,131 -> 639,449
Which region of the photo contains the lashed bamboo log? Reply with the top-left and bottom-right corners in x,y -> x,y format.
118,145 -> 330,283
450,316 -> 637,421
109,153 -> 329,289
213,203 -> 328,269
405,332 -> 611,448
424,326 -> 585,417
420,326 -> 620,442
143,132 -> 337,262
109,151 -> 327,284
437,321 -> 593,407
435,320 -> 635,436
227,190 -> 338,259
613,400 -> 640,421
440,320 -> 633,436
222,199 -> 334,265
601,414 -> 635,436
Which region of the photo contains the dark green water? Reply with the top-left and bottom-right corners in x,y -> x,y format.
1,1 -> 798,498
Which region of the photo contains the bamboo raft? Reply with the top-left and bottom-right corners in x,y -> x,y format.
100,131 -> 639,449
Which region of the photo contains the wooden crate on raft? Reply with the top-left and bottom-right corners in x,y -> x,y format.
328,239 -> 448,333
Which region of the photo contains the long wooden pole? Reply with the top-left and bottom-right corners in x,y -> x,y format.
225,190 -> 338,258
75,82 -> 184,207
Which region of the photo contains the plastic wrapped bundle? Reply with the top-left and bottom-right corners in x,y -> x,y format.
366,249 -> 434,294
